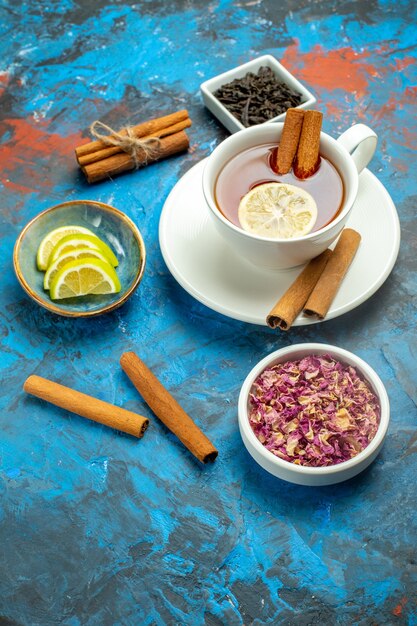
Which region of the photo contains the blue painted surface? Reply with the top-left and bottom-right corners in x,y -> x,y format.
1,1 -> 416,624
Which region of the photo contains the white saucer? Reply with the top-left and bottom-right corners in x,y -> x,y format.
159,159 -> 400,326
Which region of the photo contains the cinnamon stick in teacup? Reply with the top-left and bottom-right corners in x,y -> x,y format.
266,249 -> 332,330
275,108 -> 304,174
293,110 -> 323,179
24,375 -> 149,438
120,352 -> 218,463
303,229 -> 361,319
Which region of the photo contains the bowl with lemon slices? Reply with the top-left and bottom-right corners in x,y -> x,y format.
14,200 -> 146,317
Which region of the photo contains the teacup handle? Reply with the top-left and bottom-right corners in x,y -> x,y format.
337,124 -> 378,174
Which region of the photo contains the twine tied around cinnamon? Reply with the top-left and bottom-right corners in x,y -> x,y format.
77,111 -> 191,183
89,120 -> 162,167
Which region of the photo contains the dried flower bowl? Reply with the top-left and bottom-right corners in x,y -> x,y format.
13,200 -> 146,317
238,343 -> 389,486
200,54 -> 316,134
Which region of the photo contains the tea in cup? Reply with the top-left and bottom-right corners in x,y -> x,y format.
203,119 -> 377,269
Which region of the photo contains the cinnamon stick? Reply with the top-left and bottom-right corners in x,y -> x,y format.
304,229 -> 361,319
82,130 -> 189,184
266,249 -> 332,330
77,118 -> 192,167
275,108 -> 304,174
24,375 -> 149,438
75,109 -> 189,159
293,110 -> 323,179
120,352 -> 218,463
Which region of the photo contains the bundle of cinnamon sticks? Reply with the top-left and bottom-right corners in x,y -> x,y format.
75,110 -> 192,183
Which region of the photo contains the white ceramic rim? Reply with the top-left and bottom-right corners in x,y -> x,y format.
202,124 -> 358,243
238,343 -> 390,476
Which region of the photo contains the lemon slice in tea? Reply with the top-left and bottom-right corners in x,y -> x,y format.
50,258 -> 121,300
49,233 -> 118,267
43,247 -> 114,290
36,225 -> 95,270
238,182 -> 317,239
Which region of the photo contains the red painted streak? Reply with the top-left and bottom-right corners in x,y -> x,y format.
0,71 -> 10,98
3,178 -> 36,195
0,118 -> 84,194
395,57 -> 415,71
324,102 -> 343,121
390,158 -> 409,173
403,86 -> 417,104
392,597 -> 407,616
281,43 -> 379,96
401,127 -> 417,147
373,95 -> 397,120
381,86 -> 417,115
373,87 -> 417,149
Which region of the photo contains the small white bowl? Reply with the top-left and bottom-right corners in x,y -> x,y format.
200,54 -> 316,134
238,343 -> 390,486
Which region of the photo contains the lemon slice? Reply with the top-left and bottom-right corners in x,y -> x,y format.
49,234 -> 118,268
50,258 -> 121,300
43,247 -> 114,290
36,225 -> 95,270
238,182 -> 318,239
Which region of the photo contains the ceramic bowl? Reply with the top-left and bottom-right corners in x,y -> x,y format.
14,200 -> 146,317
238,343 -> 390,486
200,54 -> 316,134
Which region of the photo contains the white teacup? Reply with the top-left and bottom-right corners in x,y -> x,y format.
202,123 -> 377,269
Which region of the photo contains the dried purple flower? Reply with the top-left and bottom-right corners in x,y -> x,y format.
249,354 -> 380,467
